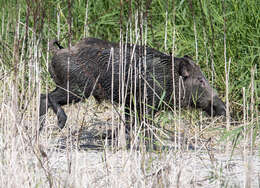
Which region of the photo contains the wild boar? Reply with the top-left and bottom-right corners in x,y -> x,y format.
39,38 -> 226,130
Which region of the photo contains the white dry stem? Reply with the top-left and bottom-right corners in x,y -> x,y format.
192,13 -> 198,62
210,49 -> 215,119
143,16 -> 150,144
225,58 -> 231,131
84,0 -> 89,38
178,77 -> 182,150
111,47 -> 115,151
250,65 -> 256,155
12,6 -> 21,134
57,4 -> 61,40
119,16 -> 126,150
171,4 -> 177,151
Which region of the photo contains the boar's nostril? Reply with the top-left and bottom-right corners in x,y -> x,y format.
213,105 -> 226,116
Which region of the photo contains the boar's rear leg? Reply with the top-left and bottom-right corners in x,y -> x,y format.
39,88 -> 81,130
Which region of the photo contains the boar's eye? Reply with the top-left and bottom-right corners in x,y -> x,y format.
198,77 -> 206,87
183,75 -> 188,80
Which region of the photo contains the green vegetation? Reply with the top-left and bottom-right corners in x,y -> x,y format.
1,0 -> 259,115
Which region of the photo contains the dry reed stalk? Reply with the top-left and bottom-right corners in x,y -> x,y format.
222,2 -> 231,157
178,78 -> 182,150
250,65 -> 256,154
111,47 -> 115,151
12,6 -> 20,136
242,87 -> 251,187
84,0 -> 89,38
199,0 -> 209,76
171,0 -> 177,151
118,0 -> 126,150
57,4 -> 61,40
65,0 -> 72,177
225,57 -> 231,154
133,12 -> 139,149
35,38 -> 41,142
189,0 -> 198,62
127,3 -> 135,149
143,14 -> 151,146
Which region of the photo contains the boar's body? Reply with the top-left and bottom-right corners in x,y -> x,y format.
50,45 -> 175,106
40,38 -> 225,130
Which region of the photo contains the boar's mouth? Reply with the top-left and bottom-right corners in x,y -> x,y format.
203,96 -> 226,117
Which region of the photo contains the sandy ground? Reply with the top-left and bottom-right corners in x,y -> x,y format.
28,143 -> 260,187
0,101 -> 259,187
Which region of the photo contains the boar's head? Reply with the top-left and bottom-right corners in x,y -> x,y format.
178,56 -> 226,116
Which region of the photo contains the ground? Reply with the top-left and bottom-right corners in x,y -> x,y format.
1,97 -> 258,187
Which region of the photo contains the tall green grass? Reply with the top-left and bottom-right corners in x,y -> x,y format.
1,0 -> 259,112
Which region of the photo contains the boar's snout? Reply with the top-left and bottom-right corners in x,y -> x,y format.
213,96 -> 226,116
204,96 -> 226,116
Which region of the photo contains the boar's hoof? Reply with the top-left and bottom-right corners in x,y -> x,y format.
57,109 -> 67,129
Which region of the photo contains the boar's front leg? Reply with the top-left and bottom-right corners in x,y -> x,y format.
48,89 -> 68,130
39,87 -> 81,130
39,93 -> 49,131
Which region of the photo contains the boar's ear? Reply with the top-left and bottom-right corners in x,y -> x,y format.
179,61 -> 190,79
49,39 -> 63,54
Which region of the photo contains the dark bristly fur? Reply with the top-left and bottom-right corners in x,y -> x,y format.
40,38 -> 226,130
